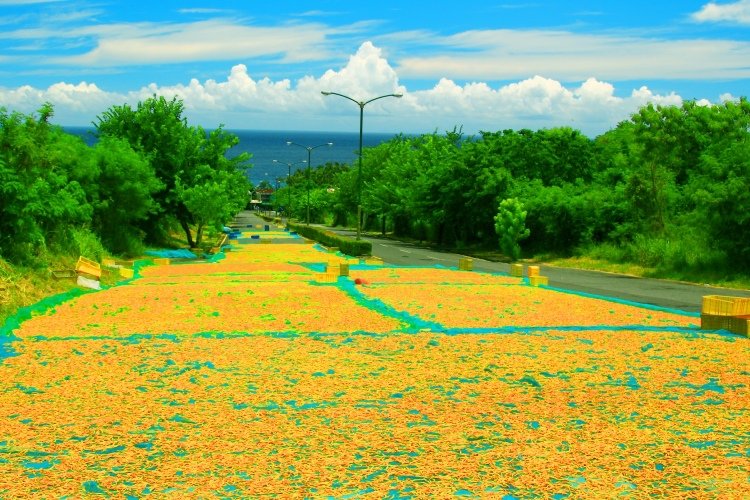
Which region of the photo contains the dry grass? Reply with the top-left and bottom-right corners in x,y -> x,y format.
0,257 -> 78,325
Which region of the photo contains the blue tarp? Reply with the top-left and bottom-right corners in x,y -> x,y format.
145,249 -> 198,259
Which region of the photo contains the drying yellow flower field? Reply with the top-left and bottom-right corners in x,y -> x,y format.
0,226 -> 748,499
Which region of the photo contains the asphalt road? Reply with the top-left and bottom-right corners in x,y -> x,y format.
319,225 -> 750,314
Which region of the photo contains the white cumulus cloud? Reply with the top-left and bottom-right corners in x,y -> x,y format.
0,42 -> 723,137
693,0 -> 750,24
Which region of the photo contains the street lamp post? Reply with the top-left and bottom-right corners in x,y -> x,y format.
321,91 -> 402,240
286,141 -> 333,225
273,159 -> 307,222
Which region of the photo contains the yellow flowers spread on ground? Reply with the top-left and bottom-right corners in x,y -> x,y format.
0,226 -> 747,498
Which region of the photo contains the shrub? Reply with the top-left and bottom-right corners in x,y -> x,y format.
288,223 -> 371,257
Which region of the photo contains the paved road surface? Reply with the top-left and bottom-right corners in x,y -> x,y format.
313,222 -> 750,314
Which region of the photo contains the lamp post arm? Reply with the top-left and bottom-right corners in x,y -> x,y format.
310,142 -> 333,152
363,93 -> 403,107
320,90 -> 402,240
321,91 -> 361,107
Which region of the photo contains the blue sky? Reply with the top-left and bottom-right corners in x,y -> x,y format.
1,0 -> 748,136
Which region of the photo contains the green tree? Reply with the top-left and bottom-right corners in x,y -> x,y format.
691,137 -> 750,268
0,104 -> 92,262
494,198 -> 530,261
176,166 -> 249,246
91,137 -> 163,255
95,96 -> 250,247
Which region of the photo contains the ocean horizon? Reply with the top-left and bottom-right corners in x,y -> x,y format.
64,127 -> 400,186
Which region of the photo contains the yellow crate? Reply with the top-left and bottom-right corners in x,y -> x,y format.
75,256 -> 101,279
529,275 -> 548,287
701,295 -> 750,316
730,316 -> 750,337
316,272 -> 338,283
52,269 -> 77,280
458,257 -> 473,271
119,268 -> 134,279
527,265 -> 540,278
510,263 -> 524,277
153,258 -> 170,266
339,263 -> 350,277
701,314 -> 734,331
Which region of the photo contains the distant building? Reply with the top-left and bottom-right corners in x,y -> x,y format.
257,188 -> 274,204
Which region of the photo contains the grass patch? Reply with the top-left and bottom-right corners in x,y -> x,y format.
546,247 -> 750,290
0,224 -> 202,329
1,257 -> 77,327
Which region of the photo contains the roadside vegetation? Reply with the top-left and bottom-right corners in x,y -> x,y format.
2,97 -> 749,324
272,98 -> 750,288
0,96 -> 250,324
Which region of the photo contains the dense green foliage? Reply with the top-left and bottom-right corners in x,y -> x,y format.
0,98 -> 250,267
273,98 -> 750,277
95,96 -> 251,247
494,198 -> 530,261
287,222 -> 372,257
3,96 -> 748,283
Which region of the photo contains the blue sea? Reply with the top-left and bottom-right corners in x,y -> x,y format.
65,127 -> 398,186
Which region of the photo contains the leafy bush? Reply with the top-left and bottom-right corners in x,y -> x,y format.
46,227 -> 107,263
287,223 -> 371,256
494,198 -> 529,261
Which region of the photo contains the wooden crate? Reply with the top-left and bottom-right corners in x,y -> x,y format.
527,265 -> 540,278
510,263 -> 523,277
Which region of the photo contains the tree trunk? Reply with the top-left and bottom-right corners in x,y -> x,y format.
195,223 -> 204,247
179,217 -> 195,248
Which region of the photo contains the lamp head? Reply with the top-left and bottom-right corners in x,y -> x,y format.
321,91 -> 331,96
286,141 -> 292,146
